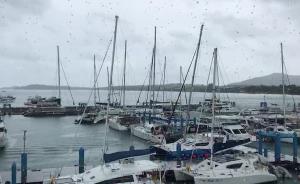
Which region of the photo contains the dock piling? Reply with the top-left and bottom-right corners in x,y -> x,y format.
293,132 -> 298,163
264,148 -> 268,158
258,131 -> 263,155
21,153 -> 27,184
79,147 -> 84,174
11,162 -> 16,184
274,133 -> 281,162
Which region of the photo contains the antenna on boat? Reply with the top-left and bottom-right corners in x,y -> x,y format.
280,42 -> 286,127
211,48 -> 218,170
57,45 -> 61,101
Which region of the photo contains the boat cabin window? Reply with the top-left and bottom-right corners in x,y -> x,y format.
0,128 -> 5,132
239,129 -> 246,134
224,129 -> 232,134
96,175 -> 134,184
226,163 -> 243,169
232,129 -> 241,134
277,128 -> 284,132
195,142 -> 209,146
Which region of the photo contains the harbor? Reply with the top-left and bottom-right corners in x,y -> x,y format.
2,0 -> 300,183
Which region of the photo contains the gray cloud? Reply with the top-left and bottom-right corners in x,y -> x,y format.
0,0 -> 300,88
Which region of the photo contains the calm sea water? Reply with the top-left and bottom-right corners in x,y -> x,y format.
1,89 -> 300,183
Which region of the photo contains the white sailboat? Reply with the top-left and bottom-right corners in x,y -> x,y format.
182,48 -> 277,184
263,43 -> 299,144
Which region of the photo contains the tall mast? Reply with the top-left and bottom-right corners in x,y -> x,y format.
104,16 -> 118,160
108,15 -> 119,105
187,24 -> 204,121
281,42 -> 286,126
93,54 -> 97,106
179,66 -> 182,112
57,45 -> 61,100
162,56 -> 166,102
211,48 -> 218,170
122,40 -> 127,109
152,26 -> 157,103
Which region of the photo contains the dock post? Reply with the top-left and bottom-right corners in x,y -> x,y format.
176,143 -> 182,167
149,113 -> 151,123
258,131 -> 263,155
11,162 -> 16,184
193,117 -> 196,125
274,133 -> 281,162
21,153 -> 27,184
79,147 -> 84,174
264,148 -> 268,158
293,132 -> 298,163
142,112 -> 145,122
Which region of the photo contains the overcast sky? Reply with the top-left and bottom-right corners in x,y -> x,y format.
0,0 -> 299,88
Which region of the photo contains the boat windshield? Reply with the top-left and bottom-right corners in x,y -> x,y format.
232,129 -> 241,134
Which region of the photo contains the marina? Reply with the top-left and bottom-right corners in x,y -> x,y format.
2,0 -> 300,183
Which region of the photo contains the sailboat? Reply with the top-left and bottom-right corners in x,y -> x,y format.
44,15 -> 163,184
180,48 -> 277,184
152,47 -> 251,161
263,43 -> 299,144
0,115 -> 8,149
109,40 -> 140,131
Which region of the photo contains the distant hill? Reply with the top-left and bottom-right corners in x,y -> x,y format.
230,73 -> 300,86
3,84 -> 90,90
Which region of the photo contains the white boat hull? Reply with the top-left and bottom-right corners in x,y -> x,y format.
109,118 -> 128,131
131,126 -> 164,144
193,173 -> 277,184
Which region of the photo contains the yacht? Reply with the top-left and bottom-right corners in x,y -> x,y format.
0,117 -> 8,148
152,130 -> 251,161
0,95 -> 16,104
264,125 -> 299,144
109,113 -> 139,131
43,159 -> 162,184
182,153 -> 277,184
131,122 -> 167,144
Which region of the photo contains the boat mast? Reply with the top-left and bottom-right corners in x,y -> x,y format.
57,45 -> 61,100
180,66 -> 182,112
104,16 -> 118,159
280,42 -> 286,126
122,40 -> 127,109
162,56 -> 166,102
152,26 -> 157,105
94,54 -> 97,106
108,15 -> 119,106
187,25 -> 204,122
211,48 -> 218,170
